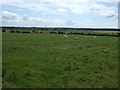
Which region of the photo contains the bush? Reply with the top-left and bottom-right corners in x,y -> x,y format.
10,30 -> 15,33
2,30 -> 6,32
58,31 -> 65,34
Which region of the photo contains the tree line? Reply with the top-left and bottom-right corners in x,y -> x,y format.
2,30 -> 120,37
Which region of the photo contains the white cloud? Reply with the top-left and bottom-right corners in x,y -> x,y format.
1,0 -> 118,27
2,11 -> 19,20
58,8 -> 67,12
1,11 -> 65,27
2,0 -> 118,16
1,11 -> 77,27
2,0 -> 118,3
22,15 -> 29,21
72,7 -> 88,14
1,11 -> 117,28
65,20 -> 76,26
89,3 -> 117,18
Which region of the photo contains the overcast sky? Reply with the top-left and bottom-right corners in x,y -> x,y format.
1,0 -> 119,28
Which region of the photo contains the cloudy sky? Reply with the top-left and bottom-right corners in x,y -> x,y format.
1,0 -> 119,28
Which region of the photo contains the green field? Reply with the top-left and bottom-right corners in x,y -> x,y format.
2,32 -> 118,88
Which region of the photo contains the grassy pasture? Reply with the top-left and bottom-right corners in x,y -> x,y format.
2,32 -> 118,88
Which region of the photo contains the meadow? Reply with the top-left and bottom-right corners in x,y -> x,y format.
2,31 -> 118,88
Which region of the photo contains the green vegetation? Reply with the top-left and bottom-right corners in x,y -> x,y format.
2,32 -> 118,88
0,31 -> 2,89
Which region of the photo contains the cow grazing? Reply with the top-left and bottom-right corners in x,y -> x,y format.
63,34 -> 68,38
74,37 -> 78,40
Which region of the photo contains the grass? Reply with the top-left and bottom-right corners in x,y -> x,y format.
0,31 -> 2,89
2,32 -> 118,88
